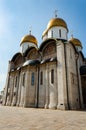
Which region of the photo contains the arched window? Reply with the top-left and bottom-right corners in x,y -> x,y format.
51,69 -> 54,84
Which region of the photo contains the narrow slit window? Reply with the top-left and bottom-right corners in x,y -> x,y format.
51,30 -> 53,37
23,73 -> 25,86
51,69 -> 54,84
59,29 -> 61,38
40,71 -> 43,85
31,72 -> 34,86
15,76 -> 17,87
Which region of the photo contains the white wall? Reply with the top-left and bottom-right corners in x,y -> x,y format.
20,42 -> 37,53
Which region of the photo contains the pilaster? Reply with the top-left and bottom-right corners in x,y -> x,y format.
23,70 -> 29,107
77,58 -> 84,108
3,61 -> 12,105
16,73 -> 22,106
56,41 -> 68,110
45,64 -> 49,109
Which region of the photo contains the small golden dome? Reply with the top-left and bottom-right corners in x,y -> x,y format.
20,34 -> 38,45
42,17 -> 68,37
69,37 -> 82,48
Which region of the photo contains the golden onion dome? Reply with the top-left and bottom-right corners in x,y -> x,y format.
42,17 -> 68,37
47,17 -> 68,30
69,37 -> 82,48
20,34 -> 38,45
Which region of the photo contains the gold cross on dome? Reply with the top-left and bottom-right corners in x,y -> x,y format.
29,26 -> 32,34
70,30 -> 74,38
54,10 -> 58,18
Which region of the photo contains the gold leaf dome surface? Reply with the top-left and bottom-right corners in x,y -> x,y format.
42,17 -> 68,37
20,34 -> 38,45
47,18 -> 68,30
69,37 -> 82,48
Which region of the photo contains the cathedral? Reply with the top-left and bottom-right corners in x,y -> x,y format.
3,14 -> 86,110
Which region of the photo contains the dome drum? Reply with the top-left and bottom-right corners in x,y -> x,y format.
48,26 -> 68,40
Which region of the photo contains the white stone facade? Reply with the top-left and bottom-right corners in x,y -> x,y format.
3,16 -> 86,110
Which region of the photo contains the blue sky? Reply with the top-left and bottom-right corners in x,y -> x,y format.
0,0 -> 86,91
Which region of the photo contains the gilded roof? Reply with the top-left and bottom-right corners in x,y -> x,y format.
20,34 -> 38,45
47,18 -> 68,30
42,17 -> 68,37
69,37 -> 82,48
